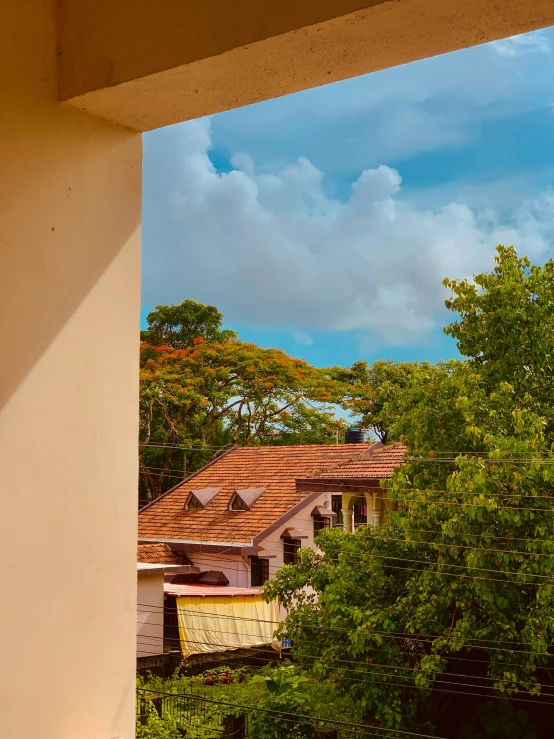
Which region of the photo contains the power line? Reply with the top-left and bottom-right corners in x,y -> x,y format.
138,603 -> 554,655
136,627 -> 554,690
137,687 -> 447,739
136,619 -> 554,673
135,645 -> 554,707
141,525 -> 554,585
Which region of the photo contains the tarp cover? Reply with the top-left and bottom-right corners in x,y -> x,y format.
176,595 -> 280,657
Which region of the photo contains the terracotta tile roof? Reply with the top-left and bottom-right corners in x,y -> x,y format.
138,444 -> 375,545
137,542 -> 193,566
310,443 -> 406,479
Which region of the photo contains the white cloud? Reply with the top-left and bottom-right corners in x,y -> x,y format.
293,330 -> 314,347
491,32 -> 551,58
142,120 -> 554,348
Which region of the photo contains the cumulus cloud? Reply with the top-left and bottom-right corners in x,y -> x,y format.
142,120 -> 554,348
491,32 -> 551,58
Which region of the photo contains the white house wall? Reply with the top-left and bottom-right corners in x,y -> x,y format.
137,572 -> 165,657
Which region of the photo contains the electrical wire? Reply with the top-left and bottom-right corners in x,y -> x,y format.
137,686 -> 445,739
135,638 -> 554,706
138,603 -> 554,656
136,628 -> 554,691
145,529 -> 554,586
136,669 -> 554,709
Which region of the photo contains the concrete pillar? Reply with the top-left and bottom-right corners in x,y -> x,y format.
372,493 -> 383,527
342,509 -> 354,534
363,492 -> 373,527
1,1 -> 141,737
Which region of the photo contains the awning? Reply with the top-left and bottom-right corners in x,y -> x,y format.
280,527 -> 308,540
311,505 -> 337,519
175,594 -> 281,657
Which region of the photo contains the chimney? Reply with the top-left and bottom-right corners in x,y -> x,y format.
345,427 -> 365,444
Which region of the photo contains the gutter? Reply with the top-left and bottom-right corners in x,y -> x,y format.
138,536 -> 256,557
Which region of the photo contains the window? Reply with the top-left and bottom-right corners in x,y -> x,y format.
313,515 -> 330,535
185,493 -> 203,509
353,495 -> 367,526
230,494 -> 249,511
283,537 -> 301,565
250,557 -> 270,586
331,495 -> 343,527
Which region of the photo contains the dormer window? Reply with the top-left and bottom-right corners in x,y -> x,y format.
228,487 -> 265,511
183,487 -> 221,510
230,494 -> 249,511
185,493 -> 204,509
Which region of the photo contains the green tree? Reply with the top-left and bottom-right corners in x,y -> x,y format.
141,299 -> 236,349
265,246 -> 554,733
330,359 -> 447,444
444,244 -> 554,425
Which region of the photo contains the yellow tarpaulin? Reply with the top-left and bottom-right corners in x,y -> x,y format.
176,595 -> 281,658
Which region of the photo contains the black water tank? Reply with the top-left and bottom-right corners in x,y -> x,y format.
345,428 -> 365,444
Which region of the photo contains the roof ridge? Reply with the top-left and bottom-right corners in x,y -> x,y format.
230,442 -> 370,451
308,441 -> 407,477
307,440 -> 383,477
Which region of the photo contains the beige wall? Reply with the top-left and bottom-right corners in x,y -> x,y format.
137,573 -> 165,657
0,2 -> 141,738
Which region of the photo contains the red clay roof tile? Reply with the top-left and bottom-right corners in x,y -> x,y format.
137,542 -> 193,566
310,443 -> 407,479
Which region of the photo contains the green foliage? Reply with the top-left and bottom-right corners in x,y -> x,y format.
330,359 -> 447,444
265,246 -> 554,733
444,245 -> 554,416
249,665 -> 315,739
137,665 -> 362,739
459,701 -> 538,739
141,299 -> 237,348
136,702 -> 184,739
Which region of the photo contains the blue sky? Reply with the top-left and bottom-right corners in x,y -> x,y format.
142,28 -> 554,368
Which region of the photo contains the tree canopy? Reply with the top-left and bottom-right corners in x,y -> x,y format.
265,246 -> 554,734
141,299 -> 237,349
330,359 -> 448,444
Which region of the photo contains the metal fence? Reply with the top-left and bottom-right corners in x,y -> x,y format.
137,688 -> 405,739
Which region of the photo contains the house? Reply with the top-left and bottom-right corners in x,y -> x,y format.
137,544 -> 199,657
304,442 -> 407,532
138,442 -> 405,657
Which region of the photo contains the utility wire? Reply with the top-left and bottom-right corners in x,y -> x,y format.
137,687 -> 447,739
138,603 -> 554,655
136,628 -> 554,690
